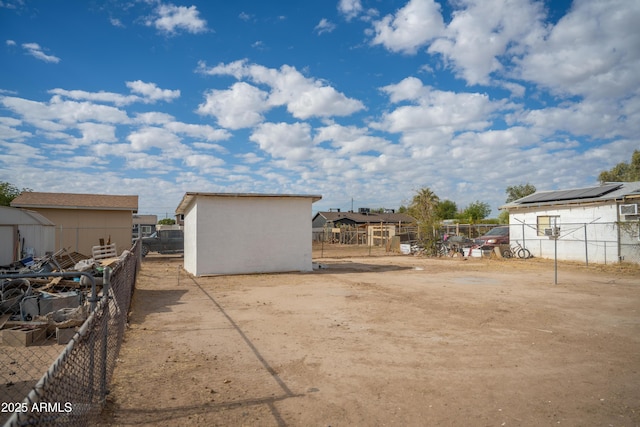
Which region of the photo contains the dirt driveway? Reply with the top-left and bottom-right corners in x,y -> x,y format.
100,249 -> 640,426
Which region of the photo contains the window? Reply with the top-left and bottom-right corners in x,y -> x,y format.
537,215 -> 560,236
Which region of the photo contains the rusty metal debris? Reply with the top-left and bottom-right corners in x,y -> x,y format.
0,246 -> 128,347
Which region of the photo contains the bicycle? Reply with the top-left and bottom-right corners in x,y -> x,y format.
435,240 -> 451,257
503,241 -> 532,259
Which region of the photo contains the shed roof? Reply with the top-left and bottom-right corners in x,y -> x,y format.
0,206 -> 55,226
501,181 -> 640,210
176,192 -> 322,214
10,192 -> 138,212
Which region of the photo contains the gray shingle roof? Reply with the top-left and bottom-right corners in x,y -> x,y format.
315,211 -> 416,224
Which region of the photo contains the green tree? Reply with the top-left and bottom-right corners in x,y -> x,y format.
458,201 -> 491,223
158,218 -> 176,225
0,182 -> 31,206
505,183 -> 536,203
499,183 -> 537,225
435,199 -> 457,220
407,187 -> 440,243
497,210 -> 510,224
598,150 -> 640,183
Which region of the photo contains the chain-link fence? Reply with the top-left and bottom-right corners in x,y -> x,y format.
0,241 -> 139,426
313,221 -> 640,265
505,221 -> 640,265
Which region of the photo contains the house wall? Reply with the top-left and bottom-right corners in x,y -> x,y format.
509,202 -> 619,263
33,208 -> 133,256
184,196 -> 314,276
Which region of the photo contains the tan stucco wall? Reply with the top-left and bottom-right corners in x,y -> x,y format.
32,208 -> 133,256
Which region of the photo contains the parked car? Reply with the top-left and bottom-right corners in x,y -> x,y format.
475,226 -> 510,247
140,229 -> 184,257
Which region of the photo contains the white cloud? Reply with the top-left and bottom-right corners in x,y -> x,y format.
126,80 -> 180,103
0,117 -> 30,141
198,60 -> 365,120
236,152 -> 263,164
183,153 -> 224,169
48,88 -> 138,106
134,112 -> 175,125
338,0 -> 363,21
163,121 -> 230,141
6,39 -> 16,46
369,0 -> 444,54
379,76 -> 428,103
428,0 -> 546,86
127,126 -> 181,151
314,123 -> 391,155
514,0 -> 640,101
21,42 -> 60,63
75,122 -> 118,145
249,122 -> 316,162
197,82 -> 269,129
1,95 -> 130,130
315,18 -> 336,35
110,17 -> 124,28
49,81 -> 179,106
146,3 -> 208,35
377,77 -> 497,134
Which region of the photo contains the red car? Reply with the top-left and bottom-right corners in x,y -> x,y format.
475,226 -> 510,247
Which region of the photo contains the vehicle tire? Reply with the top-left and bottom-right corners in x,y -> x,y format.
141,245 -> 150,257
502,249 -> 512,258
517,248 -> 531,259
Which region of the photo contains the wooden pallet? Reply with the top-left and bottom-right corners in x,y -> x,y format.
92,244 -> 117,261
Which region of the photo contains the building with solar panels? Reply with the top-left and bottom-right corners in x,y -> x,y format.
501,182 -> 640,264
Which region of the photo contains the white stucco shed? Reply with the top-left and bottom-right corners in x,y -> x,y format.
176,192 -> 322,276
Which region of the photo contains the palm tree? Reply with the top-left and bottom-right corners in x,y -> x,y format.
408,187 -> 440,245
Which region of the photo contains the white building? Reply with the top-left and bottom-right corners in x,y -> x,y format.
502,182 -> 640,264
0,206 -> 55,265
176,192 -> 322,276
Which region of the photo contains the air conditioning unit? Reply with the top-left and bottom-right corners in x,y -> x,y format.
619,204 -> 638,215
544,227 -> 560,236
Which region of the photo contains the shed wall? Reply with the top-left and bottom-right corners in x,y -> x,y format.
183,202 -> 198,275
185,196 -> 313,276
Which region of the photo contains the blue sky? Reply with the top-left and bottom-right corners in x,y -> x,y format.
1,0 -> 638,218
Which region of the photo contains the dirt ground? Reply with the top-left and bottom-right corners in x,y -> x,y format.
100,246 -> 640,426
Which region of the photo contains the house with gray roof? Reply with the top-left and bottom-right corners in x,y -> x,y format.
312,210 -> 416,229
312,209 -> 416,245
501,182 -> 640,264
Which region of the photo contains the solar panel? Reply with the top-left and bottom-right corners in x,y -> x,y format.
518,183 -> 622,204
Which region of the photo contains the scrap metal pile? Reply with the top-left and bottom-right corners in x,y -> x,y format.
0,248 -> 129,346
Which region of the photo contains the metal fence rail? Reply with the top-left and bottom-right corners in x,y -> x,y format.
1,242 -> 139,426
313,221 -> 640,265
